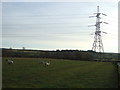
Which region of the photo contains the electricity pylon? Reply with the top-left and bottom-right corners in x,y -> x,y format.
89,6 -> 108,53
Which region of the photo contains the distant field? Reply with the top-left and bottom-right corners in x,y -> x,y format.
2,58 -> 118,88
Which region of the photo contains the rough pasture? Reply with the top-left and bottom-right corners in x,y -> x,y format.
2,58 -> 118,88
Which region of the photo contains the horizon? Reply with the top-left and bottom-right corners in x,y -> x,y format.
2,47 -> 119,53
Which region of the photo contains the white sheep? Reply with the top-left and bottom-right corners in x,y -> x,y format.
6,59 -> 13,64
45,62 -> 50,66
39,61 -> 50,66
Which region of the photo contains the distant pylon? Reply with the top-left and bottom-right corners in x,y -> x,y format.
89,6 -> 108,53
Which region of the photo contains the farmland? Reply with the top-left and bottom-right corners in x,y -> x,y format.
2,57 -> 118,88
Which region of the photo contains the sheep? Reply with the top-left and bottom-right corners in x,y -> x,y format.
39,61 -> 50,66
6,59 -> 13,64
45,62 -> 50,66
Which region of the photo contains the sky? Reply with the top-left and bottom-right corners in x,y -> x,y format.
1,1 -> 118,53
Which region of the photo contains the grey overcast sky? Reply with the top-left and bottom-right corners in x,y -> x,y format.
1,1 -> 118,53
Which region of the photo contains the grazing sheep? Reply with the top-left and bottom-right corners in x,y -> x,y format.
39,61 -> 50,66
45,62 -> 50,66
6,59 -> 13,64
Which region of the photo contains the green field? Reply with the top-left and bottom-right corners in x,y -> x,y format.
2,58 -> 118,88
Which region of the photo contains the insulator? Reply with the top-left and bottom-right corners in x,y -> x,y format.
102,13 -> 107,16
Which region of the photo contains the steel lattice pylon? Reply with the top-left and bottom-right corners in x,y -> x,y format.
92,30 -> 104,52
89,6 -> 108,53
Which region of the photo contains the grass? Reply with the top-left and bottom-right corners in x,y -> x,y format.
2,57 -> 118,88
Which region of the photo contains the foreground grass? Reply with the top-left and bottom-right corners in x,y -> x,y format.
2,58 -> 118,88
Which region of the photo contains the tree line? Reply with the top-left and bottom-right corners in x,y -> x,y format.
2,48 -> 119,61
